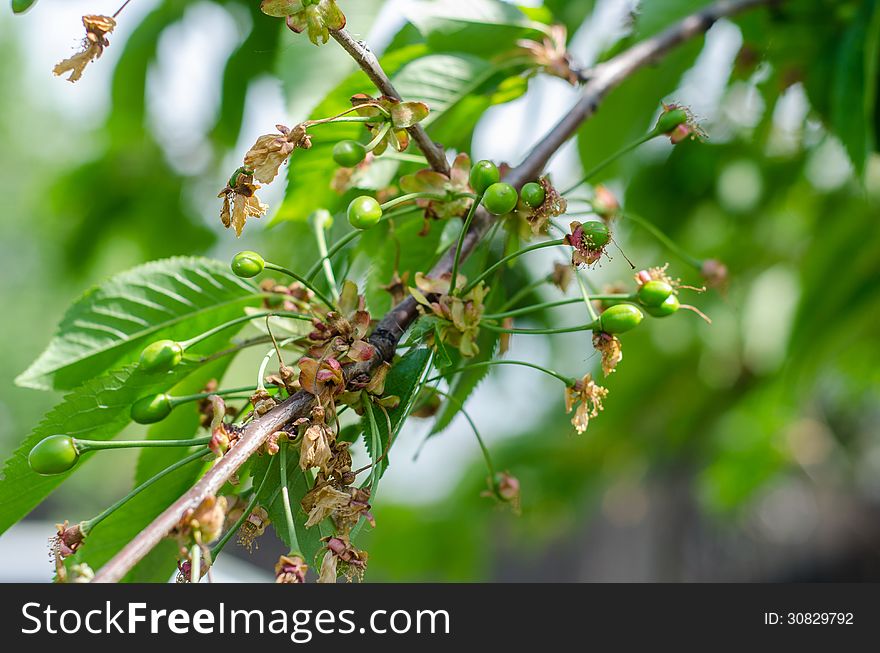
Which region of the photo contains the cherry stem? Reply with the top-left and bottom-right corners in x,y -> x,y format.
431,388 -> 495,479
75,437 -> 212,454
561,131 -> 659,196
304,207 -> 423,282
449,193 -> 483,295
575,271 -> 599,322
362,396 -> 383,497
380,191 -> 474,213
190,543 -> 201,583
278,437 -> 302,557
180,310 -> 314,350
81,448 -> 208,535
424,359 -> 574,386
364,123 -> 392,152
483,294 -> 633,320
623,212 -> 703,269
461,238 -> 567,295
481,321 -> 597,335
261,263 -> 337,309
112,0 -> 133,19
311,211 -> 340,302
169,385 -> 258,407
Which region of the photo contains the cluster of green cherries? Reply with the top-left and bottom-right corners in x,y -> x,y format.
590,278 -> 684,335
344,159 -> 546,230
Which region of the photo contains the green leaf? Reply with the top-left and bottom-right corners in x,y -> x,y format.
359,347 -> 433,480
0,361 -> 207,537
16,257 -> 260,391
830,0 -> 880,175
404,0 -> 544,55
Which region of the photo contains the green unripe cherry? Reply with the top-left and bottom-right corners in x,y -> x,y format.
482,182 -> 519,215
130,393 -> 173,424
521,182 -> 546,209
12,0 -> 38,14
29,435 -> 79,475
637,280 -> 674,307
644,293 -> 680,317
654,108 -> 688,135
332,140 -> 367,167
231,250 -> 265,278
347,196 -> 383,229
597,304 -> 644,334
139,339 -> 184,373
469,160 -> 500,195
581,221 -> 610,249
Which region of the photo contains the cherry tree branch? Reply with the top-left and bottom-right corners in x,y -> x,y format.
330,28 -> 450,176
92,0 -> 774,583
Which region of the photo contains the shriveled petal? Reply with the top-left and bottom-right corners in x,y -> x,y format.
318,550 -> 338,583
399,169 -> 448,194
261,0 -> 303,17
391,101 -> 430,129
317,0 -> 346,31
303,485 -> 350,527
348,339 -> 375,362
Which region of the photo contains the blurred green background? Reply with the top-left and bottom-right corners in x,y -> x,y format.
1,0 -> 879,581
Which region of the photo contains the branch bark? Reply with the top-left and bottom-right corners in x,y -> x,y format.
92,0 -> 774,583
330,29 -> 450,176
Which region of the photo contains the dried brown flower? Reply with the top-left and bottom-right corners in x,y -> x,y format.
53,15 -> 116,83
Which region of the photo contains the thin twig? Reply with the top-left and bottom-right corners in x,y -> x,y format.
329,29 -> 450,176
92,0 -> 774,583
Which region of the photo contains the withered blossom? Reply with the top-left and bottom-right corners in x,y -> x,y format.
564,373 -> 608,434
173,495 -> 227,545
410,272 -> 488,358
275,554 -> 308,584
350,93 -> 430,154
482,471 -> 521,515
338,362 -> 399,415
302,483 -> 351,528
243,123 -> 311,184
237,507 -> 270,551
318,536 -> 368,583
262,0 -> 346,46
294,406 -> 334,473
516,176 -> 567,235
592,331 -> 623,376
399,153 -> 474,226
218,168 -> 267,237
51,521 -> 86,561
517,24 -> 579,85
306,281 -> 374,363
298,357 -> 345,402
53,15 -> 116,83
551,261 -> 574,292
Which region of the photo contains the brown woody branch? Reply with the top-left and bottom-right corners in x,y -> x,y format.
92,0 -> 774,583
330,29 -> 451,176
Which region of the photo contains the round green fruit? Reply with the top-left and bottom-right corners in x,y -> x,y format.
12,0 -> 38,14
139,339 -> 184,373
469,160 -> 500,195
347,196 -> 383,229
581,221 -> 610,249
654,108 -> 688,135
637,280 -> 674,307
597,304 -> 644,334
644,294 -> 680,317
29,435 -> 79,475
482,182 -> 519,215
332,140 -> 367,167
231,250 -> 265,278
130,394 -> 173,424
521,182 -> 546,209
